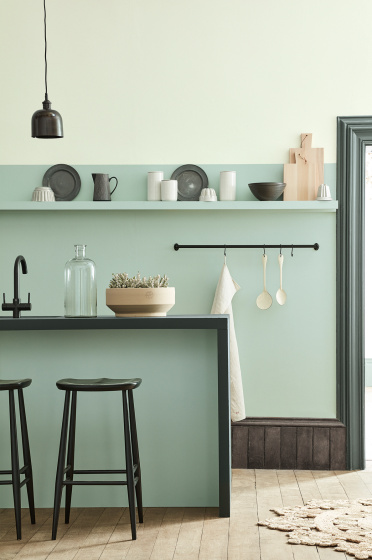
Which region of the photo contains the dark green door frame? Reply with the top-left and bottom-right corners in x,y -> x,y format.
337,116 -> 372,469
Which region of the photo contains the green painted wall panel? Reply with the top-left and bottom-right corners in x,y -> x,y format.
0,330 -> 218,508
0,163 -> 337,506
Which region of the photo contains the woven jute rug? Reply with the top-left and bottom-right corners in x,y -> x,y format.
258,499 -> 372,559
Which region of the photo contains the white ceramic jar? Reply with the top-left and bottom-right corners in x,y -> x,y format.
161,180 -> 178,201
219,171 -> 236,201
147,171 -> 164,201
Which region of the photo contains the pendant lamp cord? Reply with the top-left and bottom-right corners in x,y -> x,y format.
44,0 -> 48,99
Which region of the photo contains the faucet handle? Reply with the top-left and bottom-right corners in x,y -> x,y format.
2,293 -> 13,311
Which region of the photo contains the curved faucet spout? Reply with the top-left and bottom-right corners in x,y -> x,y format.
2,255 -> 31,318
14,255 -> 28,301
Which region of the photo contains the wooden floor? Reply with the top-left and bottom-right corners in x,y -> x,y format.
3,469 -> 372,560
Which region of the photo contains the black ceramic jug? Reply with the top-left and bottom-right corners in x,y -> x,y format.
92,173 -> 118,201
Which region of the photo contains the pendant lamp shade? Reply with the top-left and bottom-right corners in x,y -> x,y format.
32,96 -> 63,138
31,0 -> 63,138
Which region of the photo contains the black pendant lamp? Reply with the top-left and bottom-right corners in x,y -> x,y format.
31,0 -> 63,138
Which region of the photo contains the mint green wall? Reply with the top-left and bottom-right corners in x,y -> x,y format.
0,164 -> 336,506
0,163 -> 337,419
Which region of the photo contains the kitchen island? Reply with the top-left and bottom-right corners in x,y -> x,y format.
0,315 -> 230,516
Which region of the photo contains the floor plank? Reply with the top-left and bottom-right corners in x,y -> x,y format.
312,470 -> 348,500
336,470 -> 372,499
199,508 -> 229,560
256,470 -> 295,560
228,469 -> 260,560
149,507 -> 184,560
173,507 -> 205,560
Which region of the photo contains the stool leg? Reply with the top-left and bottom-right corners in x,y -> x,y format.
18,389 -> 35,525
122,391 -> 136,540
9,389 -> 22,540
65,391 -> 77,524
52,391 -> 71,540
128,390 -> 143,523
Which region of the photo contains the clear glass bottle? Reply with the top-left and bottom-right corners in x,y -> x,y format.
64,245 -> 97,317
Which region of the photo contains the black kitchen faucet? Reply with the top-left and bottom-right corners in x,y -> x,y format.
2,256 -> 32,318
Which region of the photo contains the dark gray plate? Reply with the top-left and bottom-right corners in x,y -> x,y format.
42,164 -> 81,201
171,164 -> 208,201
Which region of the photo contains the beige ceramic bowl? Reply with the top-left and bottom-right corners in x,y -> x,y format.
106,287 -> 175,317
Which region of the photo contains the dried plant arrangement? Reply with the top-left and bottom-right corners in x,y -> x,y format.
108,272 -> 169,289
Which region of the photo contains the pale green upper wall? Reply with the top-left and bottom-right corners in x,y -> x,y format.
1,0 -> 371,164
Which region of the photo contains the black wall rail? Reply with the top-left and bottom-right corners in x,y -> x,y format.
174,243 -> 319,251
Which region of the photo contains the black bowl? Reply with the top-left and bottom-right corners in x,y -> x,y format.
248,182 -> 286,201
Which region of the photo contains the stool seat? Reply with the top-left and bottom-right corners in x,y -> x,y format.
0,379 -> 32,390
56,377 -> 142,392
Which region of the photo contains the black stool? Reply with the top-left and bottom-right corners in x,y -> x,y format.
0,379 -> 35,540
52,377 -> 143,540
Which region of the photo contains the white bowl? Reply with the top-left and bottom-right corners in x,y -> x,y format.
32,186 -> 55,202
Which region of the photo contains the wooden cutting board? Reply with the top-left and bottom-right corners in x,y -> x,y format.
284,133 -> 324,200
283,163 -> 297,200
294,154 -> 316,200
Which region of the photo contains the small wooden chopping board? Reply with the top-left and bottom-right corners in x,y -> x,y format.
284,133 -> 324,200
294,154 -> 316,200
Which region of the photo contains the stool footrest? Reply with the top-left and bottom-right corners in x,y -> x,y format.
63,480 -> 128,486
73,467 -> 138,475
63,476 -> 139,487
20,477 -> 30,488
0,480 -> 12,485
0,465 -> 28,475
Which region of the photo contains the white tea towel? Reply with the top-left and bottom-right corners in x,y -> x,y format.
211,262 -> 246,422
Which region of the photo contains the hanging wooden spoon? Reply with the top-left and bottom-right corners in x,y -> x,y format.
256,254 -> 272,310
276,253 -> 287,305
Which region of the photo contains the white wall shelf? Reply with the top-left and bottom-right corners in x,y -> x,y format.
0,201 -> 338,212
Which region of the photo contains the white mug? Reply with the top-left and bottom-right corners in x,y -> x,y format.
219,171 -> 236,201
147,171 -> 163,201
161,180 -> 178,201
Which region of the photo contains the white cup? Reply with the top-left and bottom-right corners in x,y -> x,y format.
161,180 -> 178,201
219,171 -> 236,201
147,171 -> 164,201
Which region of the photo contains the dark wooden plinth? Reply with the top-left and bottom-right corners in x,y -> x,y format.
232,417 -> 346,470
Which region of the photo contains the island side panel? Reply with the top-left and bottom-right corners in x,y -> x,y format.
0,329 -> 219,508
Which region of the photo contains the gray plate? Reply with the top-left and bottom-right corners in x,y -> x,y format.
42,164 -> 81,201
171,164 -> 208,201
